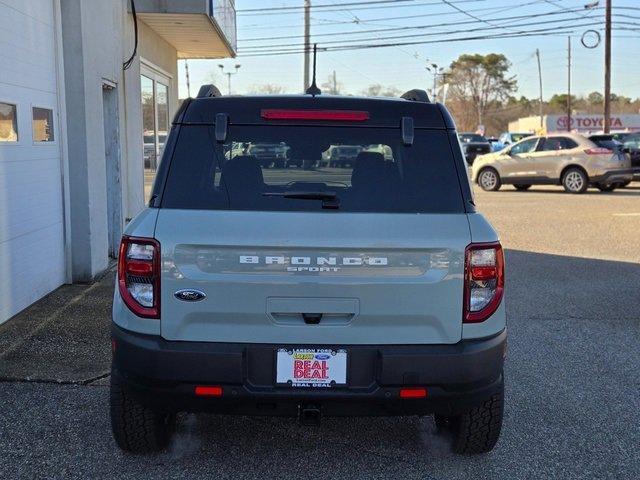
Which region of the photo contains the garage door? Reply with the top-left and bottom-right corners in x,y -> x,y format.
0,0 -> 66,324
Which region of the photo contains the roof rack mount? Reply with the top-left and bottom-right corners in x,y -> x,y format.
197,84 -> 222,98
401,89 -> 430,103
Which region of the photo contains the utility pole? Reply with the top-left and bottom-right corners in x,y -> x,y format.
535,49 -> 543,130
185,60 -> 191,97
567,36 -> 572,132
603,0 -> 612,133
303,0 -> 311,91
218,64 -> 241,95
332,70 -> 337,94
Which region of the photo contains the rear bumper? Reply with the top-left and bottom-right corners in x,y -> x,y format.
111,325 -> 506,417
591,168 -> 636,184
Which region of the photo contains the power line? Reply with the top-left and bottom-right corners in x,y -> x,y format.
237,0 -> 484,16
237,0 -> 418,13
236,25 -> 598,57
239,7 -> 596,43
238,16 -> 635,52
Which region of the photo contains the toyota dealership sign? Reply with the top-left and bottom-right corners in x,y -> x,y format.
509,114 -> 640,134
550,114 -> 640,132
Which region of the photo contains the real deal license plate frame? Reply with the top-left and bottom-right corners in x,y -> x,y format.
275,348 -> 348,388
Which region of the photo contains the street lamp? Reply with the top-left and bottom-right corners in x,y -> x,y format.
218,64 -> 241,95
425,62 -> 445,102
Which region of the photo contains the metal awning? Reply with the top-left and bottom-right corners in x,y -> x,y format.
133,0 -> 236,59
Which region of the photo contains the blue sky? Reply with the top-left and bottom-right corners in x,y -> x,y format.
179,0 -> 640,100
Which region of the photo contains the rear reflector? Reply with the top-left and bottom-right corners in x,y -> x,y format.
194,386 -> 223,397
261,109 -> 370,121
399,388 -> 428,399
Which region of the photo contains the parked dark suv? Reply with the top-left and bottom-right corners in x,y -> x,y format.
111,86 -> 506,455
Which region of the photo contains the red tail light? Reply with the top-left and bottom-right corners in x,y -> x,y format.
261,109 -> 370,121
584,148 -> 612,155
118,236 -> 160,319
399,388 -> 428,399
464,242 -> 504,323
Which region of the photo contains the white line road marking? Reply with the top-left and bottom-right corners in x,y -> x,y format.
612,213 -> 640,217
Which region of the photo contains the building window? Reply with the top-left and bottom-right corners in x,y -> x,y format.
32,107 -> 55,142
140,72 -> 170,203
0,102 -> 18,142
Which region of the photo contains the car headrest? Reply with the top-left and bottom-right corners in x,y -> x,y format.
351,152 -> 387,189
220,155 -> 264,195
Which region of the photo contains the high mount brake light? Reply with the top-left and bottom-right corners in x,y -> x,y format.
260,109 -> 370,121
463,242 -> 504,323
584,147 -> 613,155
118,236 -> 161,319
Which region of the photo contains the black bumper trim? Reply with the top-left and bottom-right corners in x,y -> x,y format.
591,168 -> 636,183
111,325 -> 506,416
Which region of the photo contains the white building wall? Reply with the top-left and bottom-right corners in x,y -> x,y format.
61,0 -> 178,281
0,0 -> 66,323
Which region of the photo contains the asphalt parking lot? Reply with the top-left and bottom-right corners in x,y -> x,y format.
1,183 -> 639,479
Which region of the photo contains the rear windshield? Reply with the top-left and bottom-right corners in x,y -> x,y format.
161,125 -> 464,213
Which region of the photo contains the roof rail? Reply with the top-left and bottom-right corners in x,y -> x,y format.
196,84 -> 222,98
400,89 -> 430,103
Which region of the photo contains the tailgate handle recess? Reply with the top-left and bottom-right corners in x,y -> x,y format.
302,313 -> 322,325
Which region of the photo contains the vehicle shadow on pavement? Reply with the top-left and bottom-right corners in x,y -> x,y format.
0,251 -> 639,479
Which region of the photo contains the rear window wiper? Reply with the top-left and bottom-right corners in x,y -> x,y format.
262,191 -> 340,209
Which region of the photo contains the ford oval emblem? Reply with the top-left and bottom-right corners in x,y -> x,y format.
174,289 -> 206,302
315,353 -> 331,360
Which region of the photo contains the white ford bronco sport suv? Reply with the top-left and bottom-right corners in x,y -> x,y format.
110,85 -> 506,455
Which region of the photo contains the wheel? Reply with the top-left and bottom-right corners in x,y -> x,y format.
477,168 -> 502,191
596,183 -> 616,192
439,382 -> 504,454
110,371 -> 176,453
513,184 -> 531,191
562,167 -> 588,194
616,181 -> 631,188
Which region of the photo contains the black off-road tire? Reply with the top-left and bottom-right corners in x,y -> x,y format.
436,382 -> 504,454
110,373 -> 176,453
514,184 -> 531,191
451,385 -> 503,454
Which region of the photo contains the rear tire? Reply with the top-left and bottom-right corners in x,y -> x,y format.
478,168 -> 502,191
562,167 -> 588,194
514,184 -> 531,191
110,372 -> 176,453
437,382 -> 504,454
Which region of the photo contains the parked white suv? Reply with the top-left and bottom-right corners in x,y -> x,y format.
472,133 -> 634,193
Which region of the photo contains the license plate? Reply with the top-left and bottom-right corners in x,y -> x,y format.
276,348 -> 347,387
